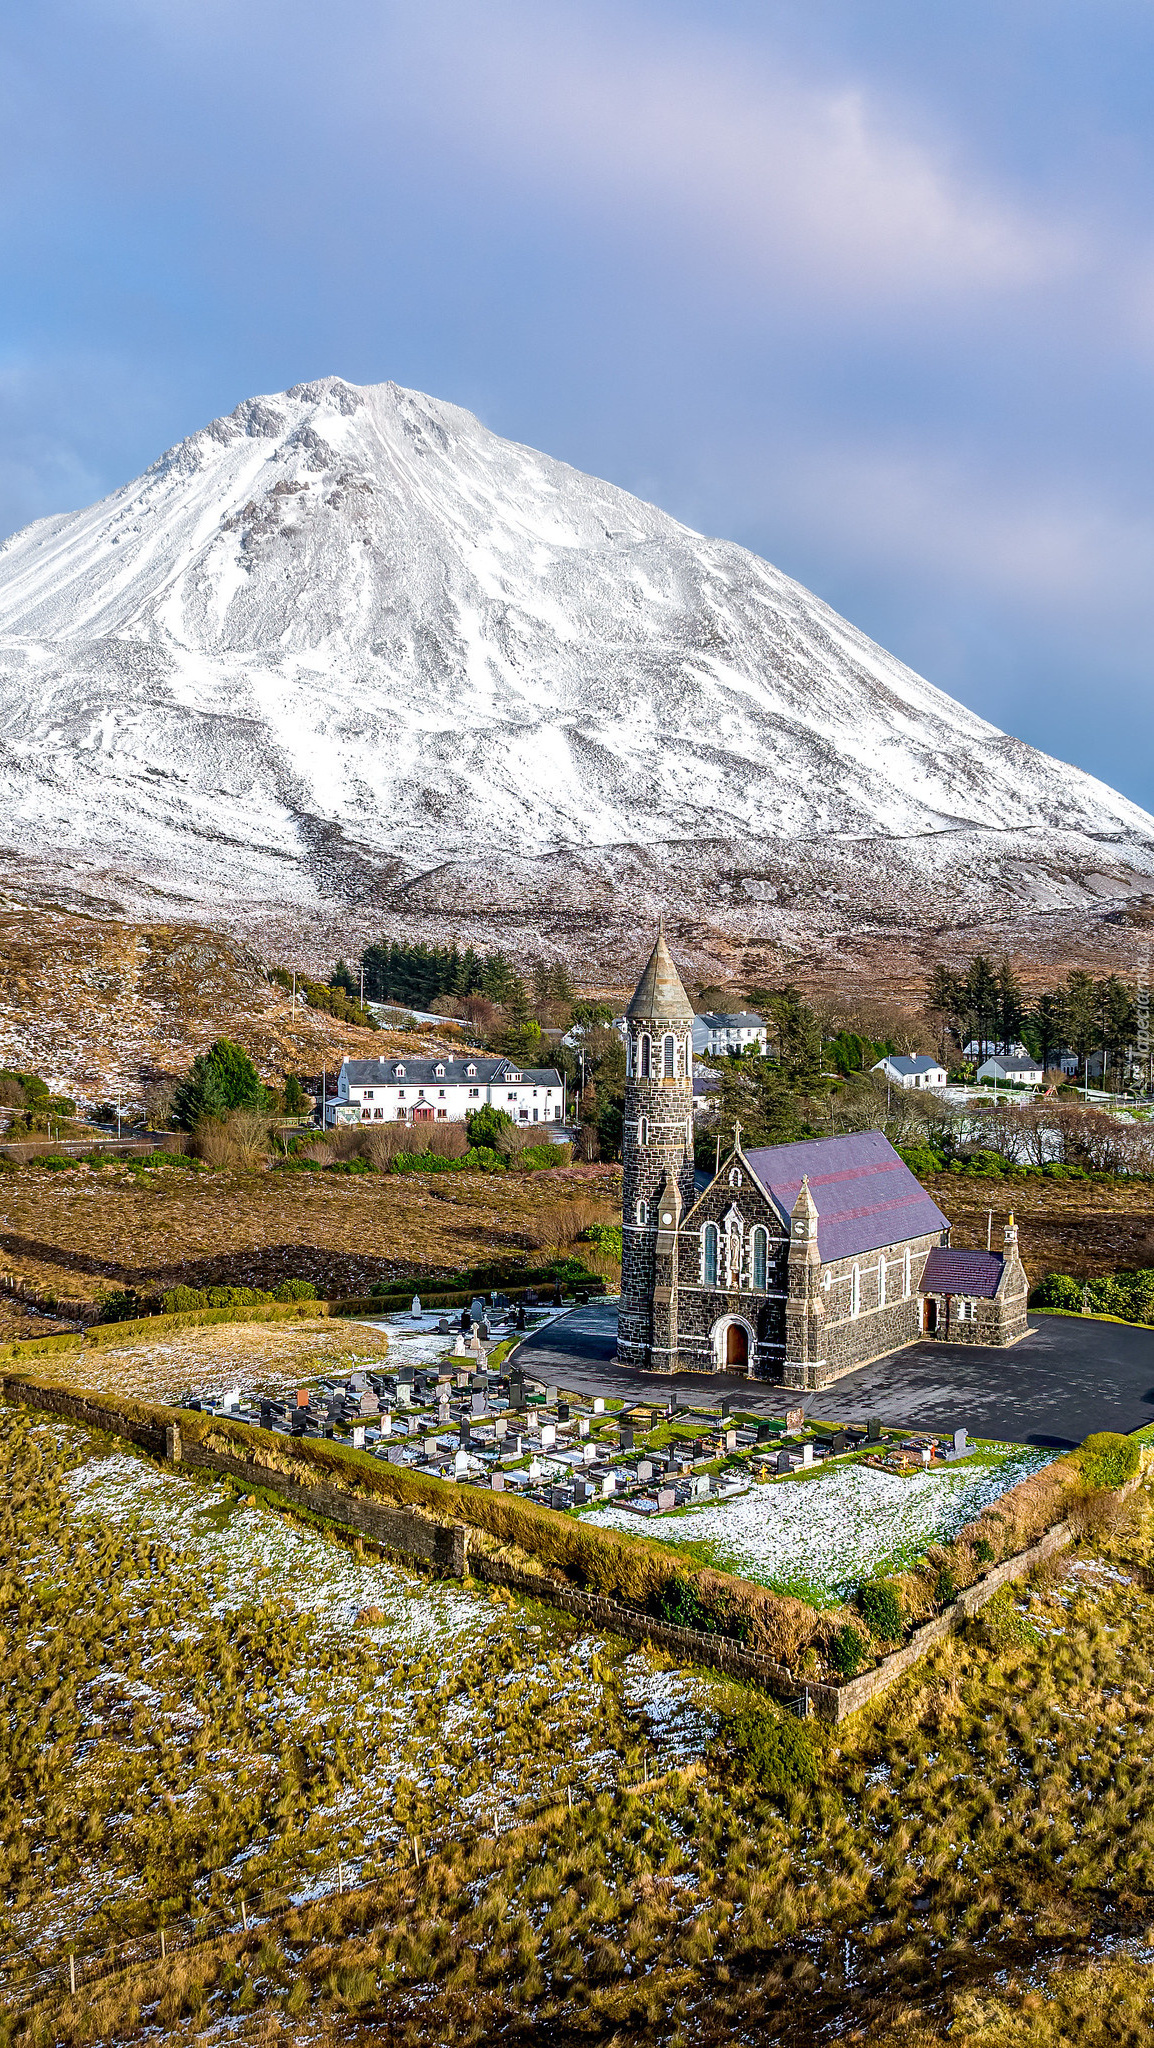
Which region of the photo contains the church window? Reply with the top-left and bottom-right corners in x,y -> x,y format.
851,1265 -> 861,1317
636,1200 -> 649,1226
878,1257 -> 886,1307
703,1224 -> 718,1286
641,1034 -> 651,1078
728,1167 -> 742,1188
663,1033 -> 675,1077
752,1227 -> 767,1289
638,1116 -> 649,1146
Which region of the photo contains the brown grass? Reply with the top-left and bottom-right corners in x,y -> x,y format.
923,1171 -> 1154,1287
0,1162 -> 621,1303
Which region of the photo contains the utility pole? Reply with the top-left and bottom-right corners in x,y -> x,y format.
360,962 -> 365,1010
1139,945 -> 1150,1098
291,970 -> 297,1023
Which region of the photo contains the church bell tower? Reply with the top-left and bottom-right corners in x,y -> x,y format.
616,927 -> 697,1371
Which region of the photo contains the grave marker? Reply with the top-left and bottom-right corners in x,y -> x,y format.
867,1417 -> 882,1441
785,1406 -> 805,1431
776,1449 -> 792,1476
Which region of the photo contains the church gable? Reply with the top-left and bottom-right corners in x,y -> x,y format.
681,1146 -> 786,1236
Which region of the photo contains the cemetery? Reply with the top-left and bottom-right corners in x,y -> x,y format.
178,1292 -> 1063,1613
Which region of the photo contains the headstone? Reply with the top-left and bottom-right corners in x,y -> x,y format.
456,1370 -> 470,1389
493,1416 -> 507,1440
801,1441 -> 813,1467
516,1305 -> 527,1332
578,1418 -> 590,1438
453,1448 -> 471,1475
619,1426 -> 634,1451
830,1430 -> 850,1453
593,1397 -> 605,1415
545,1384 -> 558,1407
540,1423 -> 556,1448
756,1420 -> 773,1442
505,1433 -> 523,1458
657,1487 -> 676,1510
552,1286 -> 563,1308
438,1316 -> 450,1335
953,1427 -> 968,1456
582,1442 -> 598,1463
453,1334 -> 467,1356
469,1332 -> 482,1354
785,1405 -> 805,1431
867,1417 -> 882,1441
557,1401 -> 570,1421
379,1412 -> 392,1434
352,1424 -> 365,1449
461,1309 -> 473,1334
776,1448 -> 792,1475
528,1457 -> 542,1480
600,1472 -> 616,1496
411,1294 -> 422,1315
723,1429 -> 737,1450
396,1382 -> 412,1406
526,1288 -> 539,1305
921,1445 -> 932,1466
509,1375 -> 524,1406
478,1320 -> 490,1341
719,1397 -> 732,1418
470,1297 -> 485,1322
490,1472 -> 505,1491
572,1477 -> 591,1504
637,1459 -> 654,1480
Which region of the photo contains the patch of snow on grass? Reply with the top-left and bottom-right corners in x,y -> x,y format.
585,1450 -> 1056,1602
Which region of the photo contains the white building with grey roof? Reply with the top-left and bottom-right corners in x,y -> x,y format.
329,1054 -> 565,1128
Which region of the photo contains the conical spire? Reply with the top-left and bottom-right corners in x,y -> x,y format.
626,928 -> 695,1024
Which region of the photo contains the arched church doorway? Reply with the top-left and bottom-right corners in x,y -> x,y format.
725,1323 -> 748,1368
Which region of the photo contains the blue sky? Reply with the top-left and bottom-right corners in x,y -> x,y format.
3,0 -> 1154,808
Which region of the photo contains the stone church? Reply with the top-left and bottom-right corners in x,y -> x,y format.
616,932 -> 1030,1387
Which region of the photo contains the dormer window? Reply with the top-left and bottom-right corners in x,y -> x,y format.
466,1064 -> 476,1076
394,1065 -> 405,1079
509,1071 -> 520,1082
435,1064 -> 445,1077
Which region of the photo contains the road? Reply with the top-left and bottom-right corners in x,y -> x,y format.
513,1302 -> 1154,1446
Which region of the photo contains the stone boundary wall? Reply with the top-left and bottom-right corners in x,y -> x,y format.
0,1272 -> 92,1323
1,1368 -> 1128,1725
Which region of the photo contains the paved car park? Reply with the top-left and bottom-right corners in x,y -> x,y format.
514,1301 -> 1154,1447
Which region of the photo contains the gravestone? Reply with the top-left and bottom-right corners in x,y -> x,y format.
557,1401 -> 570,1421
723,1429 -> 737,1450
525,1288 -> 539,1305
572,1477 -> 591,1504
592,1397 -> 605,1414
453,1334 -> 467,1357
867,1417 -> 882,1441
619,1426 -> 634,1451
545,1384 -> 558,1407
540,1423 -> 556,1448
411,1294 -> 422,1315
461,1308 -> 473,1334
953,1427 -> 968,1456
785,1406 -> 805,1431
578,1417 -> 590,1437
657,1487 -> 676,1511
470,1297 -> 485,1323
801,1441 -> 814,1467
378,1412 -> 392,1434
582,1441 -> 598,1463
719,1397 -> 732,1418
352,1424 -> 365,1449
509,1375 -> 524,1407
438,1316 -> 450,1335
921,1446 -> 932,1467
776,1448 -> 792,1476
830,1430 -> 850,1453
756,1420 -> 773,1443
471,1391 -> 485,1416
396,1383 -> 412,1406
516,1305 -> 527,1332
637,1459 -> 654,1481
478,1320 -> 490,1341
552,1286 -> 563,1308
490,1472 -> 505,1492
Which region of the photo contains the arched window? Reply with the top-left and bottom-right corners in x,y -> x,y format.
703,1224 -> 718,1286
636,1199 -> 649,1227
663,1033 -> 675,1077
752,1227 -> 767,1289
878,1257 -> 886,1308
851,1265 -> 861,1318
641,1034 -> 651,1078
638,1116 -> 649,1147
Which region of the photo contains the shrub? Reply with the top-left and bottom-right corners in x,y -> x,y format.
1078,1431 -> 1140,1491
654,1575 -> 717,1634
934,1565 -> 958,1606
35,1154 -> 74,1172
465,1104 -> 516,1154
161,1285 -> 205,1313
172,1040 -> 268,1130
579,1223 -> 623,1257
858,1581 -> 903,1641
980,1588 -> 1039,1653
830,1624 -> 865,1677
975,1538 -> 995,1564
897,1145 -> 946,1179
95,1290 -> 146,1324
274,1278 -> 317,1302
517,1143 -> 571,1171
726,1704 -> 818,1793
1033,1273 -> 1084,1312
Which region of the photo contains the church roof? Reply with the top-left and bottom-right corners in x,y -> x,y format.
920,1247 -> 1004,1298
626,930 -> 695,1024
743,1129 -> 949,1262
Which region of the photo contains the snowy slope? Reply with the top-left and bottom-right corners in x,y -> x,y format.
0,374 -> 1152,939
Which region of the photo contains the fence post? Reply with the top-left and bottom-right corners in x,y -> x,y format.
240,1899 -> 248,1932
338,1860 -> 344,1895
160,1928 -> 167,1960
69,1953 -> 76,1995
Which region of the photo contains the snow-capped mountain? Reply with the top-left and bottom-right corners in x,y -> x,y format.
1,374 -> 1151,956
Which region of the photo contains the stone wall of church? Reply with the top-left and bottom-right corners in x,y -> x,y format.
782,1232 -> 945,1389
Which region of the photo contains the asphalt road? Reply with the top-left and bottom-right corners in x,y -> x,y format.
514,1302 -> 1154,1447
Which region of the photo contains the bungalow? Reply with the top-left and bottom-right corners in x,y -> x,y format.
329,1055 -> 565,1128
871,1054 -> 947,1091
977,1054 -> 1043,1087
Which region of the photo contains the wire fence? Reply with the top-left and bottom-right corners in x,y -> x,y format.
0,1760 -> 702,2018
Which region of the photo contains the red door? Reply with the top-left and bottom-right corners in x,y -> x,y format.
413,1103 -> 434,1123
725,1324 -> 748,1368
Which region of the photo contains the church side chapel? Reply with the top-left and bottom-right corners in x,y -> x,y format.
616,932 -> 1030,1386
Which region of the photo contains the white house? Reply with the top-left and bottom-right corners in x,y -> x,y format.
329,1055 -> 565,1128
963,1038 -> 1029,1061
872,1054 -> 948,1091
977,1054 -> 1044,1086
692,1011 -> 769,1056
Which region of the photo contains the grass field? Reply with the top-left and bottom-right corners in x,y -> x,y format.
925,1169 -> 1154,1287
0,1161 -> 621,1307
2,1375 -> 1154,2048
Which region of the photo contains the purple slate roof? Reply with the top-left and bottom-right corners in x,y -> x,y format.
743,1130 -> 949,1263
920,1247 -> 1005,1299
